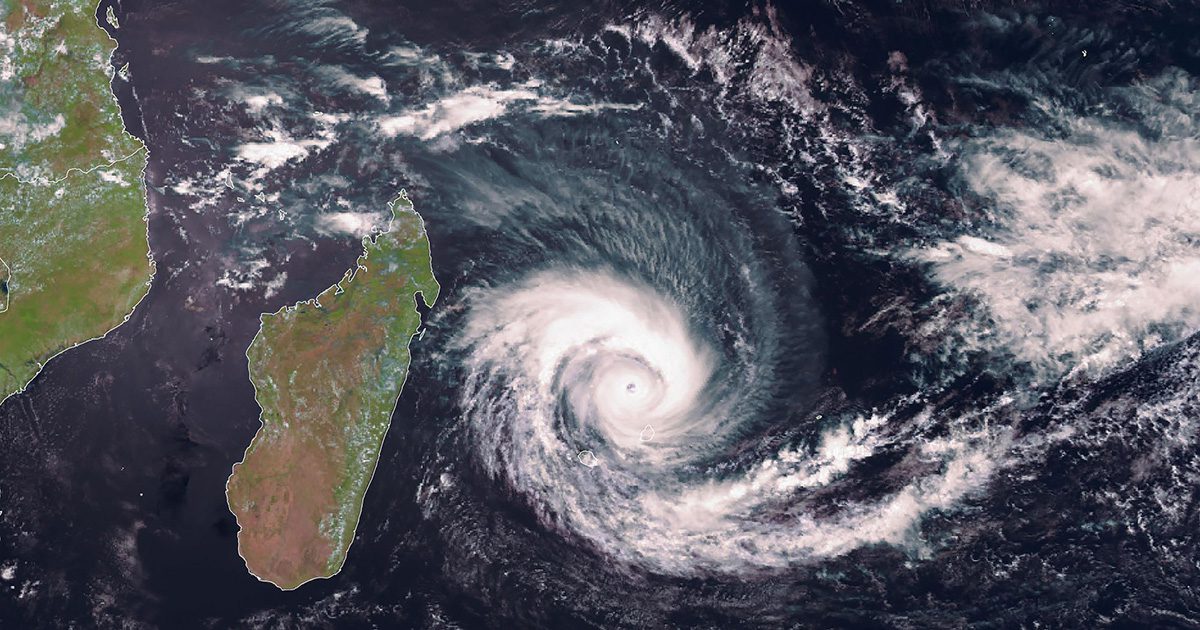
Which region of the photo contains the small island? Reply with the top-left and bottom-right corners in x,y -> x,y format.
226,193 -> 439,590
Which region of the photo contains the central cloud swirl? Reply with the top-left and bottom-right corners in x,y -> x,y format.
451,268 -> 997,575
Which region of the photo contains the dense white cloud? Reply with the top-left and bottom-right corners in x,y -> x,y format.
378,84 -> 639,140
917,72 -> 1200,376
316,212 -> 382,237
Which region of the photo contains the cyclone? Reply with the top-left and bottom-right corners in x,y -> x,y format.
436,172 -> 823,572
436,165 -> 1002,575
458,267 -> 774,573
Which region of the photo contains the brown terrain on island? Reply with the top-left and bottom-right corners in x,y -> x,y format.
226,194 -> 438,590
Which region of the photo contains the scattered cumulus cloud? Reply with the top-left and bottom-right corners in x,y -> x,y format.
316,212 -> 384,237
317,65 -> 389,101
378,83 -> 639,140
241,91 -> 285,114
236,134 -> 325,169
916,73 -> 1200,377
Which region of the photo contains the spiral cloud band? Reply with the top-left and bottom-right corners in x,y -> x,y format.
450,267 -> 998,575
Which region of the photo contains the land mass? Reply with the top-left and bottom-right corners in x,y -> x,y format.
226,193 -> 439,590
0,0 -> 154,402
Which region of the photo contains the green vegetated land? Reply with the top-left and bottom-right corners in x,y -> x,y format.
226,194 -> 439,590
0,0 -> 153,401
